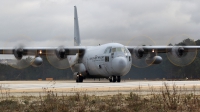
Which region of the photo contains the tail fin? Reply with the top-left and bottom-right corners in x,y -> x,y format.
74,6 -> 81,46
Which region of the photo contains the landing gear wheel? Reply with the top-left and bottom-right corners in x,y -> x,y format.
117,76 -> 121,82
76,75 -> 83,83
109,78 -> 112,82
112,76 -> 116,82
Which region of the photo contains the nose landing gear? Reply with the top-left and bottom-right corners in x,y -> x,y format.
109,76 -> 121,82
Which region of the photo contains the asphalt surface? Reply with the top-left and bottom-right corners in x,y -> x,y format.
0,80 -> 200,96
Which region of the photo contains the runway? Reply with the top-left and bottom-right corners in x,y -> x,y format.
0,80 -> 200,96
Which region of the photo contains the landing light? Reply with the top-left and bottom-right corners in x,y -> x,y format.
152,49 -> 154,53
39,50 -> 42,54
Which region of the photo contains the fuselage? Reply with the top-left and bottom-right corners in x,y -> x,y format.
71,43 -> 132,78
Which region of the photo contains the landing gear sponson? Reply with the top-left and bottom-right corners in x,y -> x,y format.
109,76 -> 121,82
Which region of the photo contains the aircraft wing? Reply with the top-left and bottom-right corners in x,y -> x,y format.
126,46 -> 200,53
0,46 -> 86,69
0,46 -> 86,55
126,45 -> 200,67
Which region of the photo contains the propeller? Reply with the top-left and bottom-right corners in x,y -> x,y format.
128,35 -> 157,68
3,35 -> 36,69
166,34 -> 197,66
46,36 -> 79,69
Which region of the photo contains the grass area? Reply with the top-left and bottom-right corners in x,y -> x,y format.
0,83 -> 200,111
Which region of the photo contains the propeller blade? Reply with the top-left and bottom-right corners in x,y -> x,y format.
45,36 -> 79,69
128,35 -> 156,68
3,35 -> 36,69
46,49 -> 79,69
166,34 -> 197,66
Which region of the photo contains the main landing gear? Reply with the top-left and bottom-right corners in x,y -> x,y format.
76,74 -> 83,83
109,76 -> 121,82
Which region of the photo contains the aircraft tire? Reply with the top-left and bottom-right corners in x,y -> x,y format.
117,76 -> 121,82
79,76 -> 83,82
109,78 -> 112,82
76,75 -> 83,83
112,76 -> 116,82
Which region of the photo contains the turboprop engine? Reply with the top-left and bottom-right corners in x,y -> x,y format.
134,47 -> 147,59
32,56 -> 43,67
171,46 -> 187,58
130,47 -> 162,67
8,46 -> 37,69
13,47 -> 23,60
55,47 -> 67,60
166,46 -> 197,66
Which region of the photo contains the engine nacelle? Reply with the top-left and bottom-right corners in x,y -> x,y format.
55,47 -> 66,60
32,56 -> 43,67
171,46 -> 187,58
145,56 -> 162,64
13,48 -> 23,60
132,47 -> 148,59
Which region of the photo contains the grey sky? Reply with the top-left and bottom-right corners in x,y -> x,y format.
0,0 -> 200,47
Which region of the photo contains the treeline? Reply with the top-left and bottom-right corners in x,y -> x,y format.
1,39 -> 200,80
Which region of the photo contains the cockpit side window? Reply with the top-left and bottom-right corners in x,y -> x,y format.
104,47 -> 112,54
111,48 -> 116,53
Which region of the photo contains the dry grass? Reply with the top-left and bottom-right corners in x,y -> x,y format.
0,83 -> 200,111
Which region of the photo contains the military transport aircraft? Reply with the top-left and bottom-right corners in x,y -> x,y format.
0,6 -> 200,83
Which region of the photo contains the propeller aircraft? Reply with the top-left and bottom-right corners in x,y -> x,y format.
0,6 -> 199,83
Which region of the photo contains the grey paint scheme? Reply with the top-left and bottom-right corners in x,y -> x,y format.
77,43 -> 132,78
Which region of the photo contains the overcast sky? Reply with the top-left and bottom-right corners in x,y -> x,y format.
0,0 -> 200,47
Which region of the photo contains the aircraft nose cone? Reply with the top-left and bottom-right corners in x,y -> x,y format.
112,57 -> 127,75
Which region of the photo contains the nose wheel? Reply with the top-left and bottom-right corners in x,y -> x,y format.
109,76 -> 121,82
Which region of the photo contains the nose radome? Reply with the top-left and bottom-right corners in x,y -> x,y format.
112,57 -> 127,74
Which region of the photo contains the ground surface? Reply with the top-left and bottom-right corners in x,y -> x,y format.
0,80 -> 200,96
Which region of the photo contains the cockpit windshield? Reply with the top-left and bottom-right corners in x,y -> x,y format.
113,47 -> 128,53
104,47 -> 129,54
